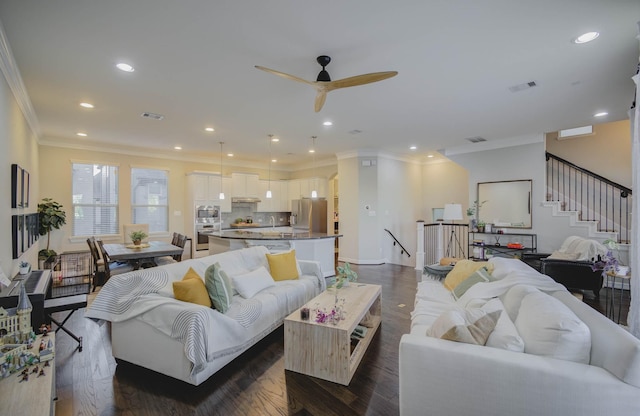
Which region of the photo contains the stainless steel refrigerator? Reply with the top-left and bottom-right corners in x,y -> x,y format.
291,198 -> 327,233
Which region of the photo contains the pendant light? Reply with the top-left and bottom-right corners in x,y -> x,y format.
266,134 -> 273,199
218,141 -> 225,200
310,136 -> 318,198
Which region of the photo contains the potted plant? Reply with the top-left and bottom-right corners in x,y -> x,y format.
477,220 -> 486,233
38,197 -> 67,265
129,230 -> 148,245
466,200 -> 487,231
19,261 -> 31,275
333,262 -> 358,289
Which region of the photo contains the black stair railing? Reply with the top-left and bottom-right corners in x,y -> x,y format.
546,152 -> 632,243
384,228 -> 411,257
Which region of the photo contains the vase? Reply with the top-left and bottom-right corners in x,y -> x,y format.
133,239 -> 141,246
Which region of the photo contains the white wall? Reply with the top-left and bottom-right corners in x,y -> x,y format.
447,136 -> 549,248
378,157 -> 422,266
0,67 -> 40,276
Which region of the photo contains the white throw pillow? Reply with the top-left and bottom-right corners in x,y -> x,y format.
231,266 -> 275,298
478,298 -> 525,353
515,291 -> 591,364
427,307 -> 500,345
489,257 -> 535,280
500,284 -> 540,322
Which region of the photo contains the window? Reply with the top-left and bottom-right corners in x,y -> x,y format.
131,168 -> 168,233
72,163 -> 119,236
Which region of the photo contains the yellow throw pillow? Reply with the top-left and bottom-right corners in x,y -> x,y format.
443,260 -> 489,291
173,267 -> 212,307
266,250 -> 299,281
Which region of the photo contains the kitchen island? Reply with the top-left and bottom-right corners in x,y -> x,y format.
207,228 -> 341,277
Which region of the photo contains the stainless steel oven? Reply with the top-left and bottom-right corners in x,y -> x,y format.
195,224 -> 217,251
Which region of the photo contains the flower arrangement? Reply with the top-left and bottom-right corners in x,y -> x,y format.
314,296 -> 345,325
592,239 -> 628,277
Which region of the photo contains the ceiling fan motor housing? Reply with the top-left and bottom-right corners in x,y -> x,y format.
316,55 -> 331,82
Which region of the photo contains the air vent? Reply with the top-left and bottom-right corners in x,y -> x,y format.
141,112 -> 165,120
348,129 -> 363,135
558,125 -> 593,140
466,136 -> 486,143
508,81 -> 537,93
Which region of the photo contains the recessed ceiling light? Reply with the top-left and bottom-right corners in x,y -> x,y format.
573,32 -> 599,44
116,62 -> 135,72
272,159 -> 277,163
410,145 -> 417,150
271,137 -> 279,142
227,153 -> 234,157
174,146 -> 182,150
427,154 -> 434,158
79,102 -> 94,109
309,149 -> 315,153
76,132 -> 87,137
205,127 -> 214,132
323,121 -> 333,126
594,112 -> 608,117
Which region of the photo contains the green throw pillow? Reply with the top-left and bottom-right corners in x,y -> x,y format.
452,267 -> 492,300
205,262 -> 232,313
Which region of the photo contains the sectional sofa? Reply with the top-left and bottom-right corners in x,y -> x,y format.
399,257 -> 640,416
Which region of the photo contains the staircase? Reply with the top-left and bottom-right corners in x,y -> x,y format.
545,152 -> 632,244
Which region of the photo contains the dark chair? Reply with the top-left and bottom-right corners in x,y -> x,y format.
87,237 -> 105,291
522,252 -> 604,298
155,233 -> 187,266
95,239 -> 134,281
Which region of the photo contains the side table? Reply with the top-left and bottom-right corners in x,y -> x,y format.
0,333 -> 56,415
605,273 -> 631,324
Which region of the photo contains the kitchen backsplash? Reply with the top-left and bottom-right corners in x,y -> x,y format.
220,210 -> 291,228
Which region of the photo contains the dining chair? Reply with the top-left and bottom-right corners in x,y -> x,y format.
86,237 -> 106,291
95,239 -> 134,281
154,233 -> 187,266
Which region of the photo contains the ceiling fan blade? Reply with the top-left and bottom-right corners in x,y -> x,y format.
325,71 -> 398,91
254,65 -> 314,86
314,90 -> 328,112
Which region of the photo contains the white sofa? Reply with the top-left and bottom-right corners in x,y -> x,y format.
399,257 -> 640,416
86,246 -> 325,385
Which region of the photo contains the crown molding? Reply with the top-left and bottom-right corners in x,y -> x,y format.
0,21 -> 40,137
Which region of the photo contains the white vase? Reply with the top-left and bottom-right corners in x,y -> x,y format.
19,267 -> 30,275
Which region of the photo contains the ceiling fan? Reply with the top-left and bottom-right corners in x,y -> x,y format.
255,55 -> 397,112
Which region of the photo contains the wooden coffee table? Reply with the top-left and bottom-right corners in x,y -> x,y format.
284,283 -> 381,385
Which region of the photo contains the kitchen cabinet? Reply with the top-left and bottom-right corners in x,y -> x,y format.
231,173 -> 260,198
188,172 -> 222,203
220,177 -> 232,212
288,178 -> 326,208
257,180 -> 289,212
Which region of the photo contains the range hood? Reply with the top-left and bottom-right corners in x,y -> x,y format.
231,197 -> 261,203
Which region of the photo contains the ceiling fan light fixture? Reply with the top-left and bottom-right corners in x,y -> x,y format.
116,62 -> 134,72
574,31 -> 599,44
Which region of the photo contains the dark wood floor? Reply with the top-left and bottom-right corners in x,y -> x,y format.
52,263 -> 419,416
51,264 -> 631,415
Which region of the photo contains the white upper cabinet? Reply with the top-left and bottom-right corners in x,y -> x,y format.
231,173 -> 260,197
257,180 -> 289,212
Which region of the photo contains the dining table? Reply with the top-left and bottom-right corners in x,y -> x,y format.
103,240 -> 184,270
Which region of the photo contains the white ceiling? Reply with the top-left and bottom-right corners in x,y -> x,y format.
0,1 -> 638,169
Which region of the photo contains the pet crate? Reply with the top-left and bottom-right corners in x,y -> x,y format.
48,250 -> 92,298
